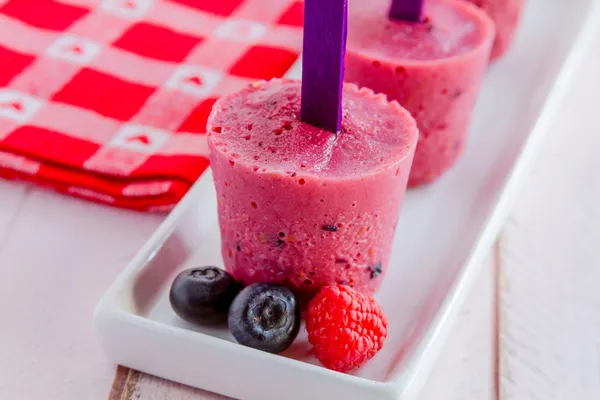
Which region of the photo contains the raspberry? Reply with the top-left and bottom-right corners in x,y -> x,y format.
306,285 -> 388,372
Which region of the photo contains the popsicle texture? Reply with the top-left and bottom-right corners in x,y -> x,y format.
345,0 -> 494,186
466,0 -> 526,60
207,79 -> 418,295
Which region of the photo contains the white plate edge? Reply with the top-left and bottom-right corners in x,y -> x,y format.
91,2 -> 600,395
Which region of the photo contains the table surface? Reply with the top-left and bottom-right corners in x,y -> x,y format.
2,29 -> 600,400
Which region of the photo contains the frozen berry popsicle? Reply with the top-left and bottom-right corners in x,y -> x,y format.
345,0 -> 495,186
466,0 -> 525,60
207,79 -> 418,295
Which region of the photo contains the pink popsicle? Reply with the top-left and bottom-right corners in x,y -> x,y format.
389,0 -> 424,22
465,0 -> 526,60
345,0 -> 495,187
206,79 -> 418,295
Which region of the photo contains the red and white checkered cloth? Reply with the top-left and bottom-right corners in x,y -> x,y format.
0,0 -> 303,211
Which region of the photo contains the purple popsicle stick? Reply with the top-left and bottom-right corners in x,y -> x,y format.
389,0 -> 424,22
300,0 -> 347,134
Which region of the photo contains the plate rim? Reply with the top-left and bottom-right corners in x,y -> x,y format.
93,1 -> 600,398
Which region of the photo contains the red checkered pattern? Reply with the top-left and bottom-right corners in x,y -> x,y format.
0,0 -> 304,211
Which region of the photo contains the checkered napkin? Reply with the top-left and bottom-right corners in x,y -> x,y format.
0,0 -> 303,211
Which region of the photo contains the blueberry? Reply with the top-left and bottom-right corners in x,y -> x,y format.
228,283 -> 300,354
169,267 -> 241,325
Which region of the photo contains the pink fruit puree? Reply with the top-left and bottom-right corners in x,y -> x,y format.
345,0 -> 494,186
207,79 -> 417,295
466,0 -> 526,60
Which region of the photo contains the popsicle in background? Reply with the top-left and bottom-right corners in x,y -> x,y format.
465,0 -> 526,60
345,0 -> 495,186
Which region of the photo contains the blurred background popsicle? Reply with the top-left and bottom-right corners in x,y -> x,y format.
465,0 -> 526,60
345,0 -> 495,186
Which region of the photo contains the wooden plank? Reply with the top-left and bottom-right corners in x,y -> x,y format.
112,370 -> 226,400
0,184 -> 163,400
499,30 -> 600,400
421,250 -> 496,400
0,180 -> 28,244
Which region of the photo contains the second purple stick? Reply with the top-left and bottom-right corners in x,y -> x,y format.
389,0 -> 424,22
300,0 -> 348,134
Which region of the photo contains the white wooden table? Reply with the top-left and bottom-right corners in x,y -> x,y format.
1,32 -> 599,400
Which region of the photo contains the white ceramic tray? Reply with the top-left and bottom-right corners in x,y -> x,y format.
94,0 -> 599,398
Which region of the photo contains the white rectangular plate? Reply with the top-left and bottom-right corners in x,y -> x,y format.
94,1 -> 598,399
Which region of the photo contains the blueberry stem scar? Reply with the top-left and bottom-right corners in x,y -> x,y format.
389,0 -> 423,22
300,0 -> 347,133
